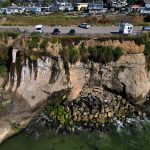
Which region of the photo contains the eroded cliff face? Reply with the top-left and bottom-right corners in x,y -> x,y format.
0,36 -> 149,143
2,51 -> 149,108
2,57 -> 88,109
90,53 -> 150,104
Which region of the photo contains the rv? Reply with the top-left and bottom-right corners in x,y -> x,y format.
119,23 -> 133,34
35,25 -> 43,33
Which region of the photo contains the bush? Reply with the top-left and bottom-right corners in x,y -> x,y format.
0,64 -> 7,77
144,15 -> 150,22
113,47 -> 123,61
88,46 -> 98,62
88,45 -> 122,64
68,47 -> 79,64
28,35 -> 40,49
60,47 -> 79,64
6,32 -> 19,39
88,46 -> 114,64
144,37 -> 150,70
40,38 -> 49,50
0,46 -> 9,63
79,42 -> 89,63
51,37 -> 59,44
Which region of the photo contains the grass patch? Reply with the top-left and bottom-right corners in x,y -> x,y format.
60,43 -> 123,65
0,14 -> 147,26
60,47 -> 79,64
40,37 -> 49,50
28,34 -> 40,49
81,45 -> 123,64
97,35 -> 146,45
144,35 -> 150,70
2,15 -> 85,26
0,32 -> 19,44
0,64 -> 7,77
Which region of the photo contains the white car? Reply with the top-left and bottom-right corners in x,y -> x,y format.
35,24 -> 43,33
79,23 -> 90,29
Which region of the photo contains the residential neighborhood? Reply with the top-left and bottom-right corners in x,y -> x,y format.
0,0 -> 150,15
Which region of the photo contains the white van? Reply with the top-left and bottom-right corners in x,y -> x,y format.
119,23 -> 133,34
35,25 -> 43,33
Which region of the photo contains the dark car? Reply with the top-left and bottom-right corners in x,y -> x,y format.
142,26 -> 150,31
68,29 -> 75,35
52,28 -> 60,35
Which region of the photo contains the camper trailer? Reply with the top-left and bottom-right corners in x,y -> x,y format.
119,23 -> 133,34
35,25 -> 43,33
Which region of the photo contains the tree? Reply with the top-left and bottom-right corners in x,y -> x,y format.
0,0 -> 11,7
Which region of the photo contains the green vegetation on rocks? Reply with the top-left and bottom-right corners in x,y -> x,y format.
0,45 -> 11,77
0,65 -> 7,77
84,45 -> 122,64
44,92 -> 146,133
40,38 -> 49,51
60,47 -> 79,64
0,32 -> 19,44
79,43 -> 89,63
144,35 -> 150,70
28,34 -> 40,49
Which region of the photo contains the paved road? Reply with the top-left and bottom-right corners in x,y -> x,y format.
0,25 -> 143,35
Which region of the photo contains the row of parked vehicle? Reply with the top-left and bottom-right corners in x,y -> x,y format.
28,23 -> 150,36
52,28 -> 76,35
35,23 -> 91,35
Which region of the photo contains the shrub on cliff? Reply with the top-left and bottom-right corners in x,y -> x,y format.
113,47 -> 123,61
40,38 -> 49,50
0,65 -> 7,77
79,42 -> 89,63
0,46 -> 9,63
28,35 -> 40,49
60,47 -> 79,64
0,46 -> 10,77
51,37 -> 59,44
0,32 -> 18,42
88,45 -> 122,64
144,37 -> 150,70
6,32 -> 19,39
144,15 -> 150,22
88,46 -> 98,62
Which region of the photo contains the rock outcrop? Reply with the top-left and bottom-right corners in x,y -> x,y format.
92,53 -> 150,104
0,37 -> 149,143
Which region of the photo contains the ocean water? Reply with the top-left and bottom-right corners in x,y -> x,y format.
0,121 -> 150,150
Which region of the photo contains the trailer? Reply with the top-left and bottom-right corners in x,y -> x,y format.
119,23 -> 133,34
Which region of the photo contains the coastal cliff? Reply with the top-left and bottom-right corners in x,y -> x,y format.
0,33 -> 149,143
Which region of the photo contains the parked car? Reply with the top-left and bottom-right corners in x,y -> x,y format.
142,26 -> 150,31
140,8 -> 150,16
52,28 -> 60,35
68,29 -> 75,35
79,23 -> 90,29
35,24 -> 43,33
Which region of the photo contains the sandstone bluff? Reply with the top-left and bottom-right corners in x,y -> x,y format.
0,34 -> 149,143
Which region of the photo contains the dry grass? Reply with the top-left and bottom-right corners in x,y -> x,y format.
0,14 -> 147,26
99,40 -> 144,54
1,15 -> 85,26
